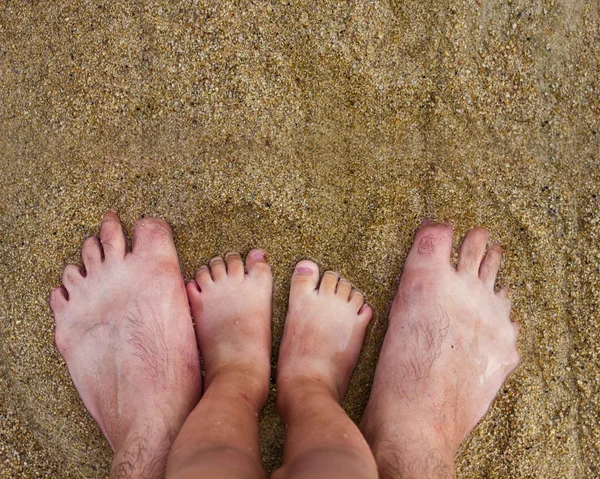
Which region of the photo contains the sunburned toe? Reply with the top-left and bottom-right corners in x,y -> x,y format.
131,217 -> 179,261
405,223 -> 453,268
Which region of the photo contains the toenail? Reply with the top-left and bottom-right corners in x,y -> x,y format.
295,265 -> 314,274
418,236 -> 436,255
249,250 -> 265,261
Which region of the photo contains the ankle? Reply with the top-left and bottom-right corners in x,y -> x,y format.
112,429 -> 173,479
275,447 -> 378,479
276,375 -> 339,418
373,442 -> 455,479
362,417 -> 456,479
205,364 -> 270,411
167,444 -> 266,479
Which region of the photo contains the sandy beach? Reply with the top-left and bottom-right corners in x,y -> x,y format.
0,0 -> 598,477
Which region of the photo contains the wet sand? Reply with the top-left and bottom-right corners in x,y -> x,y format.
0,0 -> 598,477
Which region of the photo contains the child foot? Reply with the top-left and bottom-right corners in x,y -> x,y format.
277,260 -> 373,403
360,224 -> 520,479
49,212 -> 201,479
186,249 -> 273,408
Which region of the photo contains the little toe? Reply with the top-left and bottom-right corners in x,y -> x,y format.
81,236 -> 102,273
349,288 -> 365,312
458,228 -> 489,275
186,280 -> 203,303
336,278 -> 353,300
479,244 -> 504,287
290,260 -> 320,294
405,223 -> 453,269
225,252 -> 245,279
358,302 -> 373,322
195,264 -> 213,289
186,280 -> 208,323
319,271 -> 340,295
245,249 -> 272,280
132,217 -> 177,259
61,264 -> 84,295
49,287 -> 68,313
99,212 -> 127,261
209,256 -> 227,281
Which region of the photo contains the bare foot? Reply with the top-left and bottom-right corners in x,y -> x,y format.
277,260 -> 373,402
360,224 -> 520,479
165,250 -> 272,479
49,212 -> 201,479
273,261 -> 376,479
186,250 -> 272,402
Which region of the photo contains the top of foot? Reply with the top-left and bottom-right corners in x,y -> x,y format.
361,223 -> 520,479
50,212 -> 201,479
277,260 -> 373,403
186,249 -> 273,409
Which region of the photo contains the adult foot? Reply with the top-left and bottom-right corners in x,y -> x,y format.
277,260 -> 373,405
186,249 -> 273,408
50,212 -> 201,479
360,224 -> 520,479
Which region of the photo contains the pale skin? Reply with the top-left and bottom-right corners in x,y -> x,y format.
50,213 -> 202,479
50,213 -> 519,478
360,222 -> 520,478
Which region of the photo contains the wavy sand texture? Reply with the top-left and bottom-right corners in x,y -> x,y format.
0,0 -> 598,477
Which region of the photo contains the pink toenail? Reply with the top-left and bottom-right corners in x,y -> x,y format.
249,250 -> 265,260
295,266 -> 314,274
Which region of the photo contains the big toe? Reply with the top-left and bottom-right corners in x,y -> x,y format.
131,217 -> 177,259
405,222 -> 453,269
290,260 -> 320,294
